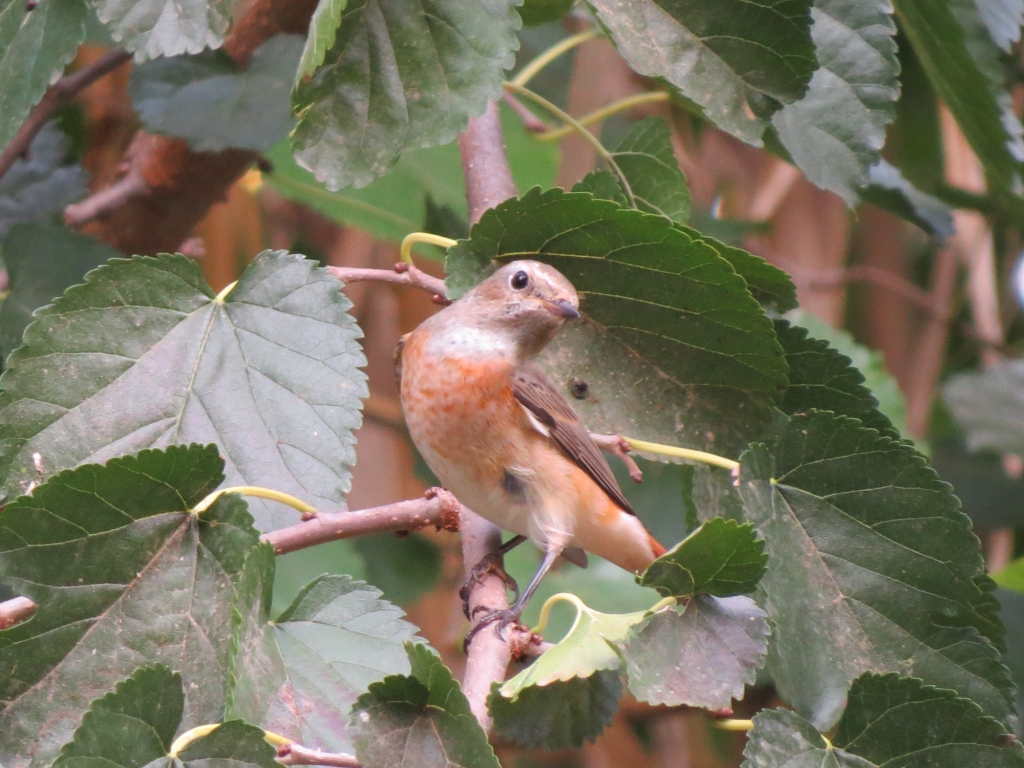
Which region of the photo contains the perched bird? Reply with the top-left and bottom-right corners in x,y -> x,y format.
397,260 -> 665,637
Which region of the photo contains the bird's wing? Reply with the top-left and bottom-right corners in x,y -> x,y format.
512,362 -> 636,516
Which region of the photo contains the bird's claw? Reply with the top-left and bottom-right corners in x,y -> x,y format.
462,607 -> 526,652
459,553 -> 520,619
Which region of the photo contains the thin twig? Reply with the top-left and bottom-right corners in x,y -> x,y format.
801,263 -> 946,316
502,92 -> 549,133
0,596 -> 36,630
0,48 -> 131,184
328,263 -> 449,303
276,744 -> 360,767
65,164 -> 148,226
261,488 -> 461,555
590,433 -> 643,483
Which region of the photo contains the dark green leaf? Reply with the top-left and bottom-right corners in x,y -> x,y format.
352,532 -> 441,605
0,223 -> 118,362
738,411 -> 1012,729
775,319 -> 898,438
574,117 -> 691,223
0,0 -> 87,154
518,0 -> 573,25
894,0 -> 1024,203
619,595 -> 769,709
834,673 -> 1024,766
128,35 -> 303,152
350,643 -> 499,768
265,102 -> 558,243
446,188 -> 788,406
771,0 -> 899,205
744,708 -> 877,768
0,445 -> 260,768
228,546 -> 421,752
585,0 -> 817,144
88,0 -> 235,61
488,671 -> 622,750
177,721 -> 279,767
932,439 -> 1024,529
0,251 -> 367,530
945,358 -> 1024,455
291,0 -> 519,190
861,160 -> 955,240
0,123 -> 88,240
52,665 -> 182,768
639,517 -> 767,598
298,0 -> 347,78
996,587 -> 1024,734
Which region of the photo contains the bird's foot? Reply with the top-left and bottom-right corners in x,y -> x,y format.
459,553 -> 520,619
462,606 -> 526,652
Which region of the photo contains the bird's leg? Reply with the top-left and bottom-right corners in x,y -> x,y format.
463,547 -> 560,651
460,534 -> 526,618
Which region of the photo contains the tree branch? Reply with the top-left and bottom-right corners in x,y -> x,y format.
276,744 -> 360,768
0,48 -> 131,184
64,163 -> 148,226
328,263 -> 448,302
261,488 -> 461,555
0,596 -> 37,630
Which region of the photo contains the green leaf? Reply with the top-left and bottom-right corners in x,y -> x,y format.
350,643 -> 499,768
574,117 -> 691,223
446,188 -> 789,406
945,358 -> 1024,455
0,445 -> 260,768
488,672 -> 623,751
932,438 -> 1024,529
176,721 -> 280,767
0,0 -> 88,155
128,35 -> 304,152
352,532 -> 441,605
860,160 -> 955,240
53,665 -> 183,768
974,0 -> 1024,51
298,0 -> 347,79
519,0 -> 573,25
638,517 -> 767,599
832,673 -> 1024,766
0,251 -> 367,530
738,411 -> 1013,729
770,0 -> 900,205
894,0 -> 1024,203
291,0 -> 520,191
585,0 -> 817,144
619,595 -> 769,709
265,102 -> 558,243
228,546 -> 421,752
0,223 -> 119,362
87,0 -> 235,61
994,558 -> 1024,594
786,312 -> 912,440
0,123 -> 88,240
775,319 -> 899,438
744,708 -> 874,768
489,598 -> 639,750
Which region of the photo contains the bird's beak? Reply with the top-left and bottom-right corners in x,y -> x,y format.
543,298 -> 580,319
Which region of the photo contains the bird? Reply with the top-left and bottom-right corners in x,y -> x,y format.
397,260 -> 666,641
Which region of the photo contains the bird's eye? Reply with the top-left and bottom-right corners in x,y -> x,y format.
510,270 -> 529,290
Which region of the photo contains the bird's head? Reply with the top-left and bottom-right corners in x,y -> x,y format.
464,260 -> 580,359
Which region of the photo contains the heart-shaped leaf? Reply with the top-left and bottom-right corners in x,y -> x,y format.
0,250 -> 367,530
0,444 -> 260,768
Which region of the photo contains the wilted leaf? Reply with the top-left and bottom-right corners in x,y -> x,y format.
775,319 -> 898,438
0,223 -> 118,361
738,411 -> 1013,729
619,595 -> 769,709
639,517 -> 766,599
945,357 -> 1024,455
0,445 -> 260,768
0,123 -> 88,240
291,0 -> 520,190
88,0 -> 236,61
861,159 -> 955,240
0,0 -> 87,154
228,545 -> 421,752
350,643 -> 499,768
771,0 -> 900,205
446,188 -> 788,410
585,0 -> 816,144
129,35 -> 303,152
0,251 -> 367,530
574,117 -> 691,223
